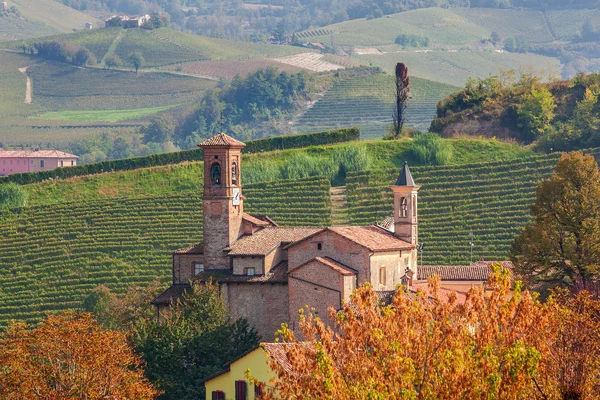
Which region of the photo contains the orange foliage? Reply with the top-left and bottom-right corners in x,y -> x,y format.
264,265 -> 600,399
0,312 -> 160,399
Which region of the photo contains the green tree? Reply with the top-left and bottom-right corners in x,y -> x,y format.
491,31 -> 502,45
133,282 -> 259,400
0,183 -> 27,210
503,36 -> 516,52
511,151 -> 600,288
104,54 -> 122,69
129,51 -> 145,73
516,85 -> 556,142
141,116 -> 174,144
73,46 -> 96,67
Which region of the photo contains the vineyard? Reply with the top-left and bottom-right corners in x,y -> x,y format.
294,73 -> 458,136
163,58 -> 302,79
545,9 -> 600,41
0,177 -> 331,326
346,149 -> 600,265
297,8 -> 554,48
271,52 -> 344,72
26,62 -> 216,112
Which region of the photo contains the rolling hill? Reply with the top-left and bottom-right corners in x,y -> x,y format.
0,0 -> 100,41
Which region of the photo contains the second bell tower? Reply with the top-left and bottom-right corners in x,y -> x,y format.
199,133 -> 245,269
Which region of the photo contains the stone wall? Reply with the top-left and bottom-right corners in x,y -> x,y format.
173,254 -> 203,284
232,256 -> 263,275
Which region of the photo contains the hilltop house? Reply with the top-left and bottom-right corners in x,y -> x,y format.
0,149 -> 78,176
1,2 -> 8,11
104,14 -> 150,29
84,22 -> 94,30
152,133 -> 508,339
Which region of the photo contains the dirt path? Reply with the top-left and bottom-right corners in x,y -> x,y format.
100,32 -> 123,66
18,66 -> 32,104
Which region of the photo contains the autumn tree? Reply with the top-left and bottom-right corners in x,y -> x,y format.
0,312 -> 159,399
392,62 -> 410,139
511,151 -> 600,288
264,265 -> 556,399
516,84 -> 556,142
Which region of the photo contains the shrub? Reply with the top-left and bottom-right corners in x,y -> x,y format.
0,183 -> 27,210
243,160 -> 280,184
280,153 -> 337,181
410,133 -> 453,165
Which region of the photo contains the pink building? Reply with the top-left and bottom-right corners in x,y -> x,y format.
0,149 -> 79,176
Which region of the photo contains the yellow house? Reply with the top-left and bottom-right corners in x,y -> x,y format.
204,343 -> 287,400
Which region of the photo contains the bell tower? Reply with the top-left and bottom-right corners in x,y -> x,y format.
390,161 -> 420,246
199,133 -> 245,269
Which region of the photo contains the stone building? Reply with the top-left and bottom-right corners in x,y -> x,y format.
153,133 -> 503,339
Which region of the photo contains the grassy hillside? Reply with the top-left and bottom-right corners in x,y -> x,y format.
21,138 -> 534,206
356,50 -> 561,87
0,0 -> 100,41
294,73 -> 459,137
299,8 -> 554,48
347,148 -> 600,265
545,9 -> 600,41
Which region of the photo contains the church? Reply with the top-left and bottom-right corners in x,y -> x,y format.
152,133 -> 499,339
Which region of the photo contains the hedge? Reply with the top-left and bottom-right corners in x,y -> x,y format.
0,128 -> 360,185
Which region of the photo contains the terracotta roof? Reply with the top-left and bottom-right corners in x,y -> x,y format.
242,213 -> 273,227
151,284 -> 190,305
375,290 -> 396,305
289,257 -> 357,276
328,226 -> 413,251
223,261 -> 288,283
262,343 -> 297,374
198,133 -> 245,147
172,243 -> 203,254
418,261 -> 514,281
0,149 -> 79,158
228,227 -> 321,256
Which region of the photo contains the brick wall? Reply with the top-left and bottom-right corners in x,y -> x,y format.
225,283 -> 289,340
173,254 -> 204,284
232,256 -> 263,275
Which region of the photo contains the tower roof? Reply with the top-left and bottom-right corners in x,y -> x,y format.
394,161 -> 416,186
198,133 -> 245,148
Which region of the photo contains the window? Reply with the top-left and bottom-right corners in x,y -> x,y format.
317,242 -> 322,250
60,160 -> 64,167
30,160 -> 34,165
231,162 -> 238,185
193,263 -> 204,275
254,382 -> 265,397
399,197 -> 407,217
2,160 -> 4,164
71,160 -> 74,166
9,160 -> 12,165
379,267 -> 386,285
246,267 -> 255,276
211,391 -> 225,400
413,196 -> 417,216
235,380 -> 247,400
211,162 -> 221,185
16,160 -> 19,165
40,160 -> 45,168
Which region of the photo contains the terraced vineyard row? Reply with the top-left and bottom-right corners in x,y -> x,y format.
295,73 -> 458,136
0,177 -> 331,326
347,150 -> 600,265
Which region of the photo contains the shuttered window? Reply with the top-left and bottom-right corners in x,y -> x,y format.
211,390 -> 225,400
235,380 -> 247,400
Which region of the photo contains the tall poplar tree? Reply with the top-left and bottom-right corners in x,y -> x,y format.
392,62 -> 410,139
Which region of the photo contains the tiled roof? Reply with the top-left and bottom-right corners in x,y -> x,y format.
228,227 -> 321,256
242,213 -> 273,227
289,257 -> 356,276
151,284 -> 190,305
395,161 -> 416,186
262,343 -> 297,374
0,149 -> 79,158
172,243 -> 203,254
418,261 -> 514,281
198,133 -> 245,147
375,290 -> 396,305
223,261 -> 288,283
328,225 -> 413,251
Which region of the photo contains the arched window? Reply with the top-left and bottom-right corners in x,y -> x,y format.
232,162 -> 238,185
211,163 -> 222,186
399,197 -> 407,217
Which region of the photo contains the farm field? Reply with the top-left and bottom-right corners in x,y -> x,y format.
356,50 -> 561,87
33,106 -> 176,123
0,177 -> 332,326
270,52 -> 344,72
346,148 -> 600,265
25,62 -> 215,112
162,58 -> 303,79
298,8 -> 554,48
0,0 -> 100,41
294,73 -> 459,135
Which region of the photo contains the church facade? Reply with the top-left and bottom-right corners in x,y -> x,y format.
152,133 -> 490,339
